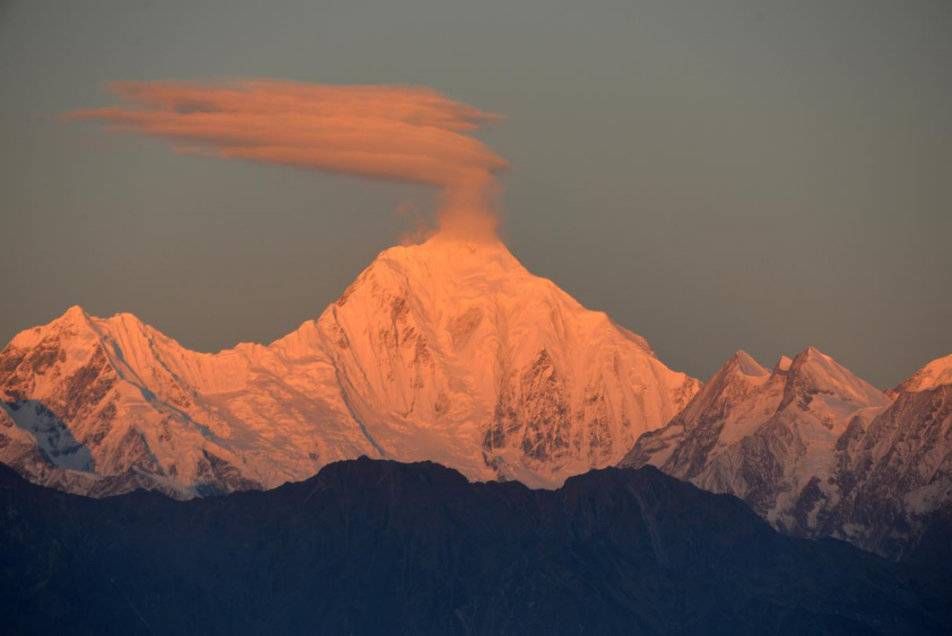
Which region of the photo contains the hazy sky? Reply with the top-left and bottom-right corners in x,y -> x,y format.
1,0 -> 950,388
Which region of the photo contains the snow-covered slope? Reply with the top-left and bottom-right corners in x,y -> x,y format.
826,361 -> 952,557
620,349 -> 952,557
0,306 -> 366,497
893,353 -> 952,394
0,235 -> 699,496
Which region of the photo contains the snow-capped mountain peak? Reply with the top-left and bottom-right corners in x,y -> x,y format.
1,235 -> 699,496
621,346 -> 891,518
671,350 -> 770,428
893,352 -> 952,393
729,350 -> 770,378
620,345 -> 952,557
780,346 -> 890,420
304,234 -> 698,486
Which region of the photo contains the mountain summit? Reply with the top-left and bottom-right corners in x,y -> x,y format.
0,236 -> 699,496
620,347 -> 952,557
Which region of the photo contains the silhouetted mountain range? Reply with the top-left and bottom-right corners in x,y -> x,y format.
2,458 -> 949,634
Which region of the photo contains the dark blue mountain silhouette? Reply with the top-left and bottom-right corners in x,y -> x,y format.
1,458 -> 949,634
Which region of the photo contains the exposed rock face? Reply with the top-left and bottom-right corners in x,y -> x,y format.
0,236 -> 698,497
826,383 -> 952,556
2,458 -> 947,634
620,349 -> 952,558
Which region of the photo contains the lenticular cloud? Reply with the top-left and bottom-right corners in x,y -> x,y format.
70,80 -> 507,236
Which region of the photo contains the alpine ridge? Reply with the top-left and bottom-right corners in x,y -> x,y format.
620,348 -> 952,557
0,235 -> 699,497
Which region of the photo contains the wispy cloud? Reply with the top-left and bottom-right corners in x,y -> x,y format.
70,80 -> 507,237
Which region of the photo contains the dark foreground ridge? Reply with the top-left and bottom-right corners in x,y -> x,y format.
1,458 -> 949,634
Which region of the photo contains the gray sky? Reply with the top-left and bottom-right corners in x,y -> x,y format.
1,0 -> 950,388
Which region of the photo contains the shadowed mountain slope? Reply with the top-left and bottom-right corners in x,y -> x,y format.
1,458 -> 948,634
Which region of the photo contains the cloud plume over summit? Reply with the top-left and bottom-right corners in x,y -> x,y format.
70,80 -> 507,236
